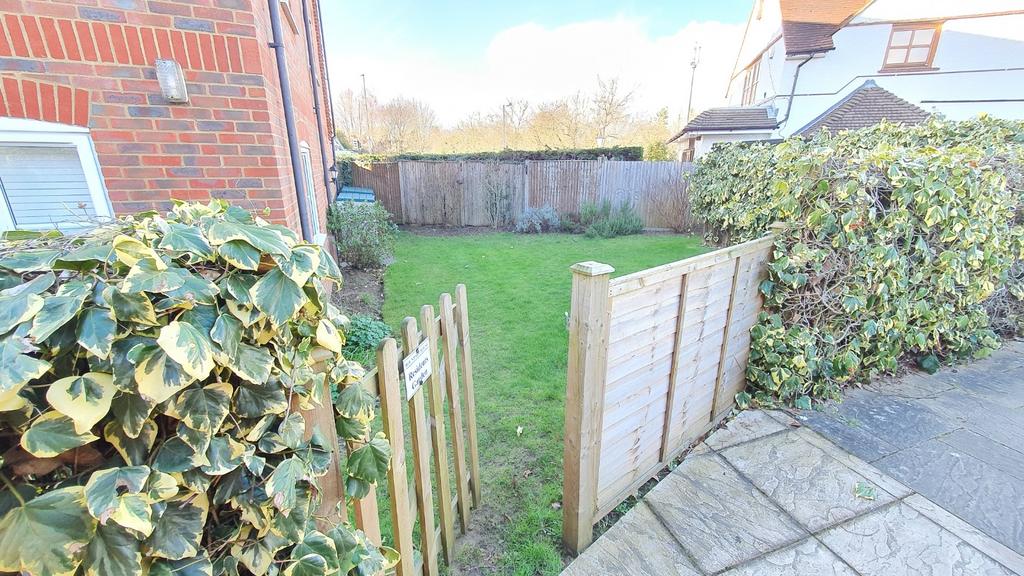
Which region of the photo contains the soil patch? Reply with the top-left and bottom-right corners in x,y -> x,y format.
332,265 -> 385,319
399,225 -> 500,237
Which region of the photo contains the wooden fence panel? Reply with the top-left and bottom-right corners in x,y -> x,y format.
351,162 -> 403,222
562,235 -> 775,553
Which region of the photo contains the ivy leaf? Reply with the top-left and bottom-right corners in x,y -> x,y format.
200,435 -> 246,476
29,291 -> 86,342
77,307 -> 117,359
150,552 -> 214,576
84,465 -> 157,535
315,319 -> 342,354
210,314 -> 242,360
113,234 -> 165,269
164,275 -> 220,306
158,321 -> 215,382
0,335 -> 51,395
158,222 -> 214,258
347,433 -> 392,484
82,523 -> 142,576
122,258 -> 190,294
276,245 -> 321,287
0,249 -> 60,272
169,383 -> 232,432
0,290 -> 44,334
143,494 -> 209,560
220,273 -> 257,305
21,411 -> 99,457
104,419 -> 157,465
250,268 -> 307,327
291,530 -> 339,575
284,553 -> 328,576
266,456 -> 307,514
279,412 -> 306,449
335,383 -> 376,422
130,343 -> 196,404
106,289 -> 159,326
919,353 -> 940,374
316,250 -> 342,280
231,527 -> 289,576
208,221 -> 293,257
152,436 -> 204,474
45,372 -> 116,434
111,391 -> 157,439
55,244 -> 116,272
0,486 -> 96,576
233,380 -> 288,418
233,342 -> 274,384
217,240 -> 261,271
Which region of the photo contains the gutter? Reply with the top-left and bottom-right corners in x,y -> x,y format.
267,0 -> 313,242
300,0 -> 334,206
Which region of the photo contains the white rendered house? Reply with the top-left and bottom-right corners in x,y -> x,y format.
670,0 -> 1024,159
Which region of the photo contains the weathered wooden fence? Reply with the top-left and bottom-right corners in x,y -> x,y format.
562,235 -> 775,553
346,285 -> 481,576
350,160 -> 696,230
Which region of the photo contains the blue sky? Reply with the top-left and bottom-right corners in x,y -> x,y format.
320,0 -> 754,125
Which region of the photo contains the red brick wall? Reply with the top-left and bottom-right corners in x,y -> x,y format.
0,0 -> 332,236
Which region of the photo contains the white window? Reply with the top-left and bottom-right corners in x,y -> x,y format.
299,143 -> 321,239
0,118 -> 111,232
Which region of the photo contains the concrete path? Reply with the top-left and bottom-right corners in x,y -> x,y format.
564,342 -> 1024,575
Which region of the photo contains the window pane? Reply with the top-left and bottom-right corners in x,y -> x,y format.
912,28 -> 934,45
886,48 -> 907,64
908,47 -> 930,63
890,29 -> 912,46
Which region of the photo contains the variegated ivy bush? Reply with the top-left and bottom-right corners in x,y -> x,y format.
0,201 -> 394,576
691,116 -> 1024,405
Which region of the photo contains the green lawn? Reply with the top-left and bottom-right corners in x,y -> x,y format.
380,232 -> 706,575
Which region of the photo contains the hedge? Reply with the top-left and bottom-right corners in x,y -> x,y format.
0,201 -> 393,575
691,116 -> 1024,405
349,145 -> 644,162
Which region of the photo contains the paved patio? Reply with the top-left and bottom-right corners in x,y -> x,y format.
564,342 -> 1024,575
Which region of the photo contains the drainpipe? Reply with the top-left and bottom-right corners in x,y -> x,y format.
301,0 -> 334,204
776,54 -> 814,132
267,0 -> 313,242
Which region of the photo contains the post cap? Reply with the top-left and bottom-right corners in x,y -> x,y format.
571,261 -> 615,276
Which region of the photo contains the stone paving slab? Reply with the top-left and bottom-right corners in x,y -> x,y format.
874,438 -> 1024,555
562,502 -> 700,576
720,537 -> 858,576
704,409 -> 787,450
720,430 -> 897,532
644,453 -> 807,574
819,501 -> 1016,576
939,429 -> 1024,482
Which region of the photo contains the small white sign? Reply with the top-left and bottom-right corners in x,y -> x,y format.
402,339 -> 432,399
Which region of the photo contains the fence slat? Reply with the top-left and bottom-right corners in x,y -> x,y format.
400,318 -> 440,576
562,261 -> 615,555
710,257 -> 742,422
455,284 -> 482,507
422,304 -> 457,561
659,275 -> 689,462
376,338 -> 416,576
439,293 -> 471,533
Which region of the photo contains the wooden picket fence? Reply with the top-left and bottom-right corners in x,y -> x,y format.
562,235 -> 775,553
345,285 -> 481,576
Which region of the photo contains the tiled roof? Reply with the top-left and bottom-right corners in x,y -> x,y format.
797,80 -> 930,135
667,107 -> 778,142
780,0 -> 872,55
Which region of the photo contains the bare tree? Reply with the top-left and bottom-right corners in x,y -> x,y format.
377,97 -> 438,154
592,76 -> 634,145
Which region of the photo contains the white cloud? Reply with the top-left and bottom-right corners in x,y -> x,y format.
328,16 -> 744,127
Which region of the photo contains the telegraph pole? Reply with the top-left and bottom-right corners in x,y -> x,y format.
686,44 -> 701,121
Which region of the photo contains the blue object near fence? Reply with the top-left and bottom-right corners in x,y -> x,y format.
336,186 -> 375,203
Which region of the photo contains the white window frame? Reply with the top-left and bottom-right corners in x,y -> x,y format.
299,142 -> 323,243
0,117 -> 112,231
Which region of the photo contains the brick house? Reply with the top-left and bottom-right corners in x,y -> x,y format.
0,0 -> 335,242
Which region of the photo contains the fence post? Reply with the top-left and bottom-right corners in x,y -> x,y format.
376,338 -> 416,576
455,285 -> 482,508
562,261 -> 614,555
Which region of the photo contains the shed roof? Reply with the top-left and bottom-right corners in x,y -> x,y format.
667,107 -> 778,143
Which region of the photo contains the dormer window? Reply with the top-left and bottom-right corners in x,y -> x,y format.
883,22 -> 941,70
741,59 -> 760,105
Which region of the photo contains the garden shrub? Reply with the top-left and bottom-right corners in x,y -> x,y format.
690,116 -> 1024,405
583,201 -> 644,238
514,206 -> 560,234
343,315 -> 392,354
327,201 -> 398,269
0,201 -> 394,576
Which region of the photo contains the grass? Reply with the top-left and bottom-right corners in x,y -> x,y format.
379,231 -> 707,575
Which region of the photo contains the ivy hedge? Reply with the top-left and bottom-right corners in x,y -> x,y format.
691,117 -> 1024,405
0,201 -> 394,575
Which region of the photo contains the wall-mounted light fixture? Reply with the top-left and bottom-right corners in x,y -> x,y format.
155,59 -> 189,104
